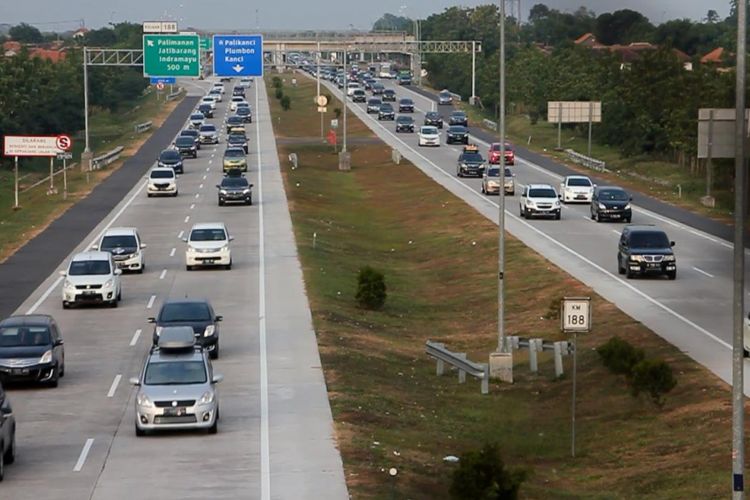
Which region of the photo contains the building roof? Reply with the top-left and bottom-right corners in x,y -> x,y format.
574,33 -> 603,48
701,47 -> 725,64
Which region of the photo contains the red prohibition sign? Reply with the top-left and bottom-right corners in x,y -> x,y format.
56,134 -> 72,151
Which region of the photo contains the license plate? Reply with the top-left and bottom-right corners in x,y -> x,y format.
204,259 -> 215,264
12,368 -> 29,375
610,214 -> 620,218
163,407 -> 186,417
82,291 -> 96,295
648,263 -> 660,269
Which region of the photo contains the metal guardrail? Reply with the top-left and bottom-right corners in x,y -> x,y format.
482,119 -> 498,131
425,341 -> 489,394
449,92 -> 462,102
92,146 -> 124,170
134,121 -> 153,134
507,336 -> 574,377
166,88 -> 183,102
565,149 -> 607,172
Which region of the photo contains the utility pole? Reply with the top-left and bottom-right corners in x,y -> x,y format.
731,0 -> 746,496
317,41 -> 323,141
343,48 -> 348,154
81,46 -> 92,173
489,0 -> 513,383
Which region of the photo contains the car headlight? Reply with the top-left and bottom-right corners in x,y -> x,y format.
243,189 -> 251,194
220,189 -> 228,195
155,326 -> 164,336
526,199 -> 534,207
220,245 -> 229,252
598,203 -> 606,210
624,203 -> 631,210
136,392 -> 154,408
64,279 -> 75,289
198,390 -> 215,405
629,255 -> 645,262
187,246 -> 196,254
554,200 -> 561,207
204,325 -> 215,337
663,255 -> 676,262
104,279 -> 113,288
39,350 -> 52,364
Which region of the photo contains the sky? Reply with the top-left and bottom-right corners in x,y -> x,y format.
0,1 -> 733,32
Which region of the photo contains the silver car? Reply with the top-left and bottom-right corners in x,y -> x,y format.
130,327 -> 222,436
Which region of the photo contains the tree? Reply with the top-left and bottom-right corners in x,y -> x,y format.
705,9 -> 720,23
594,9 -> 654,45
372,13 -> 413,33
9,23 -> 43,44
449,443 -> 526,500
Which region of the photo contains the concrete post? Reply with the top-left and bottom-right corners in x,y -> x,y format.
481,364 -> 489,395
508,336 -> 519,350
554,341 -> 565,377
436,359 -> 445,376
529,338 -> 542,373
457,353 -> 467,384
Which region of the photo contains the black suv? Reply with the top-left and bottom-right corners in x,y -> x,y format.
424,111 -> 443,128
449,111 -> 468,126
395,115 -> 415,133
217,175 -> 253,206
198,103 -> 214,119
157,149 -> 184,174
174,136 -> 198,158
149,300 -> 223,359
591,186 -> 632,222
617,225 -> 676,280
398,98 -> 414,113
0,314 -> 65,387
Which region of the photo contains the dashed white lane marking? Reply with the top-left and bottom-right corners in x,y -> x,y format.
169,247 -> 176,257
184,216 -> 190,223
190,204 -> 195,210
206,167 -> 210,171
195,193 -> 200,198
209,160 -> 213,165
692,266 -> 715,278
203,175 -> 207,180
178,230 -> 184,239
611,230 -> 621,236
146,295 -> 156,309
73,438 -> 94,472
107,374 -> 122,398
129,329 -> 141,346
159,269 -> 167,280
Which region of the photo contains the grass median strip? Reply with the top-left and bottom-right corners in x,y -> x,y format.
268,73 -> 734,499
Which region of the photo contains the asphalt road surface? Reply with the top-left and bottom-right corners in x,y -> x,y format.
318,73 -> 750,394
1,77 -> 347,499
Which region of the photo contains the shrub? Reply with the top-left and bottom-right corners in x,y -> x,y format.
280,95 -> 291,111
449,443 -> 526,500
275,88 -> 283,100
355,266 -> 386,310
631,359 -> 677,407
272,76 -> 282,89
334,107 -> 342,119
597,336 -> 645,377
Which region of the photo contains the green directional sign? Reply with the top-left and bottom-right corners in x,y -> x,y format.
199,38 -> 211,51
143,34 -> 200,77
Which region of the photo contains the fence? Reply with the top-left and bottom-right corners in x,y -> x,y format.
92,146 -> 124,170
507,336 -> 574,377
425,341 -> 489,394
134,121 -> 153,134
564,149 -> 607,172
21,162 -> 78,193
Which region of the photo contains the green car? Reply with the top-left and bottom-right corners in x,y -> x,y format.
222,147 -> 247,172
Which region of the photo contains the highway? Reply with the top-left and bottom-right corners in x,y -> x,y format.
319,73 -> 750,393
1,77 -> 347,498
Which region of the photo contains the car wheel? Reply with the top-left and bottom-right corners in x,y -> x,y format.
225,261 -> 232,270
48,368 -> 59,388
0,443 -> 5,482
208,414 -> 218,434
147,193 -> 153,198
135,424 -> 146,437
247,196 -> 253,206
667,271 -> 677,280
173,191 -> 179,197
59,359 -> 65,377
3,431 -> 15,465
186,265 -> 192,271
62,302 -> 70,310
591,210 -> 596,221
625,266 -> 635,279
210,342 -> 219,360
117,289 -> 122,301
555,212 -> 561,221
110,299 -> 118,309
625,217 -> 632,223
481,185 -> 485,194
520,206 -> 525,218
617,256 -> 625,275
218,200 -> 224,206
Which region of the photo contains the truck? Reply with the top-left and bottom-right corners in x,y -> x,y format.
379,63 -> 392,78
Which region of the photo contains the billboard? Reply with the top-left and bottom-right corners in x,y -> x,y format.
547,101 -> 602,124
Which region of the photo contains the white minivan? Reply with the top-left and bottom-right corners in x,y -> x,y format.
94,227 -> 146,273
61,251 -> 122,308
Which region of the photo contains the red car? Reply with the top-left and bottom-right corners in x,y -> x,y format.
488,143 -> 515,165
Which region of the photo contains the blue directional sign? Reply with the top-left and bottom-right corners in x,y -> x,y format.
213,35 -> 263,77
149,76 -> 176,85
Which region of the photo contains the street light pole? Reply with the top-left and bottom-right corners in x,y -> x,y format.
343,48 -> 348,154
317,41 -> 323,141
732,0 -> 746,496
81,46 -> 93,174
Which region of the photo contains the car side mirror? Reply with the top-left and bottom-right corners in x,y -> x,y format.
1,406 -> 12,417
147,317 -> 156,323
558,194 -> 562,199
229,236 -> 234,241
215,315 -> 223,322
670,241 -> 675,247
629,196 -> 633,201
140,243 -> 147,249
114,269 -> 123,276
55,339 -> 64,346
129,377 -> 140,386
59,270 -> 67,277
216,184 -> 221,189
212,374 -> 224,384
249,184 -> 254,188
181,237 -> 188,243
91,244 -> 99,250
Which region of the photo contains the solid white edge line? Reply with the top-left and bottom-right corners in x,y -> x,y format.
107,374 -> 122,398
129,329 -> 142,347
73,438 -> 94,472
159,269 -> 167,280
692,266 -> 715,278
257,79 -> 271,500
146,295 -> 156,309
336,79 -> 732,352
26,177 -> 149,315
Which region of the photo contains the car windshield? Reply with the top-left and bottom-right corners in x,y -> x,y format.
232,97 -> 243,102
421,127 -> 438,134
0,326 -> 51,347
237,108 -> 250,115
373,84 -> 384,89
175,137 -> 194,146
225,148 -> 245,157
400,99 -> 413,104
567,178 -> 592,187
462,153 -> 483,163
630,232 -> 670,249
452,112 -> 466,118
160,302 -> 212,322
150,170 -> 174,179
486,167 -> 513,177
190,229 -> 227,242
384,90 -> 395,95
101,235 -> 137,250
221,178 -> 249,188
190,114 -> 203,121
380,104 -> 393,111
181,130 -> 197,137
69,259 -> 111,276
426,112 -> 439,118
440,91 -> 451,98
368,99 -> 381,105
144,360 -> 207,386
491,143 -> 513,152
449,126 -> 466,133
200,125 -> 216,132
228,117 -> 242,124
529,188 -> 557,198
160,151 -> 180,161
599,189 -> 629,201
397,116 -> 413,123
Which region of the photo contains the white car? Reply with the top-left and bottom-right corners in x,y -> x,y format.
183,223 -> 233,270
212,82 -> 225,94
239,78 -> 252,88
208,89 -> 223,102
147,168 -> 178,197
200,96 -> 217,111
346,82 -> 361,96
61,251 -> 122,309
189,113 -> 205,129
519,184 -> 561,220
230,96 -> 248,111
418,126 -> 440,147
560,175 -> 594,203
94,227 -> 146,273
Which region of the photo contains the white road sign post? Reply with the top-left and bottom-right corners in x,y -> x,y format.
561,297 -> 591,458
3,135 -> 71,208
